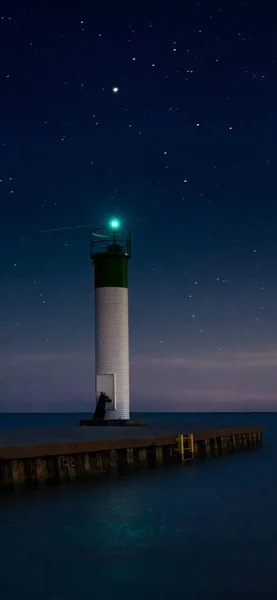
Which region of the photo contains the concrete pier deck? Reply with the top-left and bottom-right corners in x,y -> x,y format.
0,424 -> 263,489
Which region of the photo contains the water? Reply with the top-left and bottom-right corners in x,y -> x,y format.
0,412 -> 275,599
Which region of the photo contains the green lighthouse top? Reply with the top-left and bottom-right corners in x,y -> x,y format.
90,225 -> 131,288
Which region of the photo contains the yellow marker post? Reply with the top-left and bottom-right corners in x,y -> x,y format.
189,433 -> 194,459
177,434 -> 184,461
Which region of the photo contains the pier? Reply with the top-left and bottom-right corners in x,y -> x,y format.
0,424 -> 262,490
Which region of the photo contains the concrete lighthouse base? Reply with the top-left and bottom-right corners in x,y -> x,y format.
79,419 -> 146,427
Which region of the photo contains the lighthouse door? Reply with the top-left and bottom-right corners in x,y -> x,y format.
96,374 -> 116,411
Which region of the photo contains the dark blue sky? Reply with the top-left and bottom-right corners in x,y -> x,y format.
1,0 -> 277,411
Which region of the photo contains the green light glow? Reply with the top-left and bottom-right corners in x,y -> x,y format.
110,219 -> 120,229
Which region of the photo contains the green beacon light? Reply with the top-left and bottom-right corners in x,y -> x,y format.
110,219 -> 120,229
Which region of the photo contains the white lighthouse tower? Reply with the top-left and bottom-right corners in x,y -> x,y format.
91,220 -> 131,421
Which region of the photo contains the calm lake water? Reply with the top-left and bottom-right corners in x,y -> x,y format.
0,412 -> 275,599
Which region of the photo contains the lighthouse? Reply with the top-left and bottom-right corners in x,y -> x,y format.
91,220 -> 131,421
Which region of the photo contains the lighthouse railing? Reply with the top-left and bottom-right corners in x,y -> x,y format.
90,230 -> 131,258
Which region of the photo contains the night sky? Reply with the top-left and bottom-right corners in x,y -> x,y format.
1,1 -> 277,412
